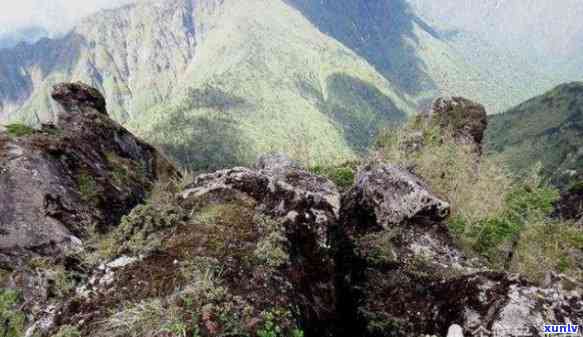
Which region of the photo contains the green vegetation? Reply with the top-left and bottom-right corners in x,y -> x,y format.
4,123 -> 35,137
310,161 -> 357,190
253,215 -> 290,268
258,310 -> 304,337
375,119 -> 583,282
486,82 -> 583,189
0,289 -> 26,337
114,203 -> 184,256
28,257 -> 78,299
77,172 -> 99,203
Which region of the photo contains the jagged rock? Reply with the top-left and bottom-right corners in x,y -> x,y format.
430,97 -> 488,150
343,164 -> 450,229
51,82 -> 107,118
335,164 -> 583,337
0,82 -> 177,265
554,181 -> 583,225
178,158 -> 341,337
181,161 -> 341,248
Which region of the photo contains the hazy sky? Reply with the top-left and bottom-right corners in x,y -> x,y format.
0,0 -> 134,33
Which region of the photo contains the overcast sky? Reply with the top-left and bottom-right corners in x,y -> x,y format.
0,0 -> 134,34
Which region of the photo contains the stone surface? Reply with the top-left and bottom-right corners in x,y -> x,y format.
335,163 -> 583,337
180,157 -> 341,337
430,97 -> 488,150
0,82 -> 177,266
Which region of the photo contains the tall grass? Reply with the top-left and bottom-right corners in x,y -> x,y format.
374,121 -> 582,282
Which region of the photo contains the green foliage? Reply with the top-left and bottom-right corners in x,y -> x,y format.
310,162 -> 357,190
77,172 -> 99,203
0,289 -> 26,337
253,215 -> 290,268
115,203 -> 184,255
454,182 -> 560,265
486,82 -> 583,189
356,230 -> 398,266
27,257 -> 78,299
5,123 -> 35,137
512,221 -> 583,282
258,309 -> 303,337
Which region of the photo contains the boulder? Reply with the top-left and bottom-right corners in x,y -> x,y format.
335,164 -> 583,337
180,156 -> 341,337
554,181 -> 583,225
430,97 -> 488,150
0,82 -> 177,266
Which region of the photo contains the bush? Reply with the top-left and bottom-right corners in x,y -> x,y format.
5,123 -> 35,137
0,289 -> 26,337
114,203 -> 184,255
511,221 -> 583,282
375,124 -> 511,224
373,121 -> 574,277
310,163 -> 357,190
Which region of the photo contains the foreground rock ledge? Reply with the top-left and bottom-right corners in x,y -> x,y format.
0,82 -> 177,265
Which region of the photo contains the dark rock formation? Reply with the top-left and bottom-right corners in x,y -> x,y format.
0,82 -> 177,266
180,156 -> 340,337
430,97 -> 488,150
555,181 -> 583,225
335,164 -> 583,337
1,85 -> 581,337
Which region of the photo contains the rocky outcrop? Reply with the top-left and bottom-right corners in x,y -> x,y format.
417,96 -> 488,154
180,155 -> 340,337
17,154 -> 341,337
555,182 -> 583,225
335,164 -> 583,337
0,82 -> 177,266
431,97 -> 488,150
1,85 -> 581,337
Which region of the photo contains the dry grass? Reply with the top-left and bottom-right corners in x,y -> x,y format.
375,125 -> 512,225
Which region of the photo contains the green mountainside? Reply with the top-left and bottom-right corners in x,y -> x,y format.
1,0 -> 580,171
1,0 -> 420,170
486,82 -> 583,187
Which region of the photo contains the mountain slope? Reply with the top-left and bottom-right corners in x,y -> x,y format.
286,0 -> 565,114
409,0 -> 583,82
1,0 -> 415,169
0,26 -> 49,49
486,82 -> 583,186
2,0 -> 573,171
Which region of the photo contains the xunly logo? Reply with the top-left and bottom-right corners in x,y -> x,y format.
544,324 -> 579,334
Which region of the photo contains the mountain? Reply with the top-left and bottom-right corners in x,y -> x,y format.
409,0 -> 583,80
1,0 -> 578,171
0,26 -> 49,49
1,0 -> 422,170
486,82 -> 583,187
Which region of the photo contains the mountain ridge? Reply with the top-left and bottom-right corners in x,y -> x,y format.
486,81 -> 583,188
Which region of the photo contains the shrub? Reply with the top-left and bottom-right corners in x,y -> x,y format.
375,124 -> 511,224
310,162 -> 357,190
77,172 -> 99,203
0,289 -> 26,337
373,121 -> 572,276
258,309 -> 304,337
254,215 -> 289,268
511,221 -> 583,282
114,203 -> 184,255
5,123 -> 35,137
